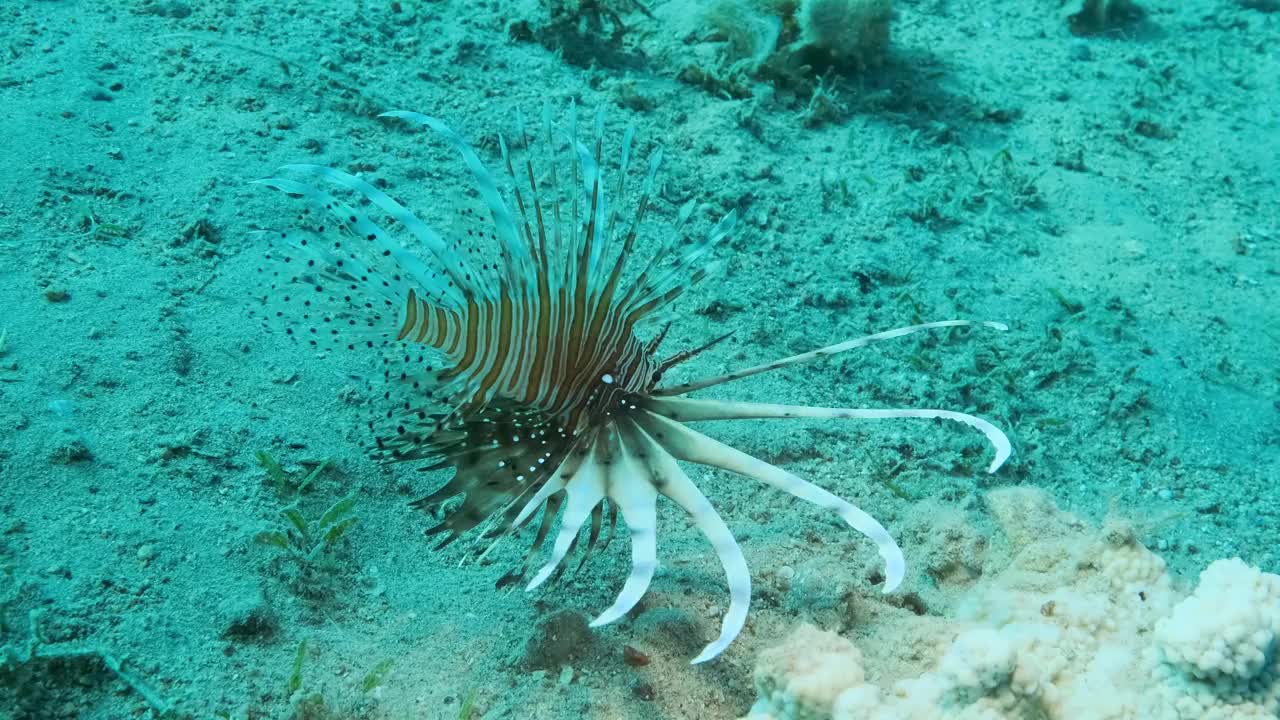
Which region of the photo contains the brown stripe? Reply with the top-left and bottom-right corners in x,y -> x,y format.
623,195 -> 650,253
457,300 -> 487,373
414,299 -> 432,343
565,305 -> 589,383
568,172 -> 601,380
578,177 -> 599,290
544,286 -> 572,409
523,277 -> 553,403
477,292 -> 514,397
432,305 -> 449,347
582,291 -> 613,371
504,151 -> 535,261
563,282 -> 589,410
505,294 -> 530,395
447,300 -> 477,358
397,288 -> 418,341
624,283 -> 686,329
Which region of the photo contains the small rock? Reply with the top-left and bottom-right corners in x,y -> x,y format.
218,589 -> 278,641
517,610 -> 591,671
631,681 -> 656,701
49,439 -> 93,464
623,645 -> 651,667
136,544 -> 156,563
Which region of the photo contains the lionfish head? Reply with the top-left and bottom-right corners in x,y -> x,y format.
251,105 -> 1011,663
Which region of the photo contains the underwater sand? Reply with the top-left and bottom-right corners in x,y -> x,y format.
0,0 -> 1276,718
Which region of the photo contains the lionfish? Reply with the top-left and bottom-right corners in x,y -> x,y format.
251,106 -> 1010,663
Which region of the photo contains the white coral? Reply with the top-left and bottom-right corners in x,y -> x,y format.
877,626 -> 1060,720
1143,558 -> 1280,719
1154,558 -> 1280,682
744,623 -> 867,720
740,490 -> 1280,720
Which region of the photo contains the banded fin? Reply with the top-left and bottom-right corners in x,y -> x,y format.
380,110 -> 539,292
403,401 -> 577,547
274,164 -> 485,306
255,105 -> 748,611
251,156 -> 511,464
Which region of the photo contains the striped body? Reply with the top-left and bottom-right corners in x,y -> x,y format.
395,284 -> 656,433
252,106 -> 1011,664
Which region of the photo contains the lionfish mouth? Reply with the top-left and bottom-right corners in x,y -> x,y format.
251,106 -> 1011,664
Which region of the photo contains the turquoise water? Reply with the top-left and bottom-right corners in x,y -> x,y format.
1,1 -> 1277,718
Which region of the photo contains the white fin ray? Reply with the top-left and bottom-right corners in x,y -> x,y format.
274,164 -> 479,306
633,209 -> 737,305
512,467 -> 568,529
252,176 -> 456,305
629,417 -> 751,664
639,409 -> 906,593
572,137 -> 609,297
590,425 -> 658,628
645,396 -> 1011,475
656,319 -> 1008,397
526,447 -> 606,591
379,110 -> 537,290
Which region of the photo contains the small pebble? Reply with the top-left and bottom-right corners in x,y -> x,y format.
137,544 -> 156,562
517,610 -> 590,671
623,645 -> 651,667
632,681 -> 656,701
218,588 -> 279,640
